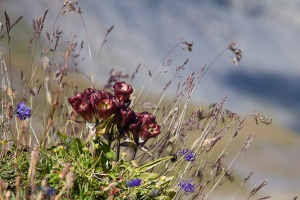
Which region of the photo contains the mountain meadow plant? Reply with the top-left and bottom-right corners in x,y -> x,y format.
0,1 -> 277,200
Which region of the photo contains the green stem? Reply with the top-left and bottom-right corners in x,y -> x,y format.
116,138 -> 120,161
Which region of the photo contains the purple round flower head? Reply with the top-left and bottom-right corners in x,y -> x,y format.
178,179 -> 196,194
40,185 -> 56,196
181,148 -> 196,162
126,178 -> 142,187
15,102 -> 31,120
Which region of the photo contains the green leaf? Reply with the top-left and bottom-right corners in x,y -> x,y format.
138,172 -> 159,180
138,156 -> 173,172
56,132 -> 69,143
95,115 -> 115,136
98,141 -> 116,160
156,176 -> 173,188
120,162 -> 134,173
164,189 -> 176,199
68,138 -> 85,156
120,139 -> 136,147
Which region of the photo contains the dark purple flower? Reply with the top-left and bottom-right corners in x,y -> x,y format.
68,93 -> 94,121
129,112 -> 161,144
138,112 -> 161,140
15,102 -> 31,120
113,82 -> 133,102
181,148 -> 196,162
128,119 -> 142,139
178,179 -> 196,194
116,107 -> 135,135
90,91 -> 120,120
126,178 -> 142,187
117,108 -> 135,127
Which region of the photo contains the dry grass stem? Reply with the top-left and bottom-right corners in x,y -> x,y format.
248,180 -> 268,199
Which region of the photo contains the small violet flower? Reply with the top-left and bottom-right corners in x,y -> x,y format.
178,179 -> 196,194
15,102 -> 31,120
181,148 -> 196,162
126,178 -> 142,187
40,185 -> 56,196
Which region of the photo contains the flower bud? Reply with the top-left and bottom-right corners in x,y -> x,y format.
113,82 -> 133,102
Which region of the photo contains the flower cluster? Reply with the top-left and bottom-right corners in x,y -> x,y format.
68,82 -> 161,144
15,102 -> 31,120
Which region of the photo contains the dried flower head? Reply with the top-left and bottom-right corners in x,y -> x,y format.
7,102 -> 13,120
65,172 -> 74,189
183,41 -> 194,52
228,42 -> 242,63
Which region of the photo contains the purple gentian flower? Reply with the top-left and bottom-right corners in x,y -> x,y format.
113,82 -> 133,102
129,112 -> 161,144
15,102 -> 31,120
126,178 -> 142,187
